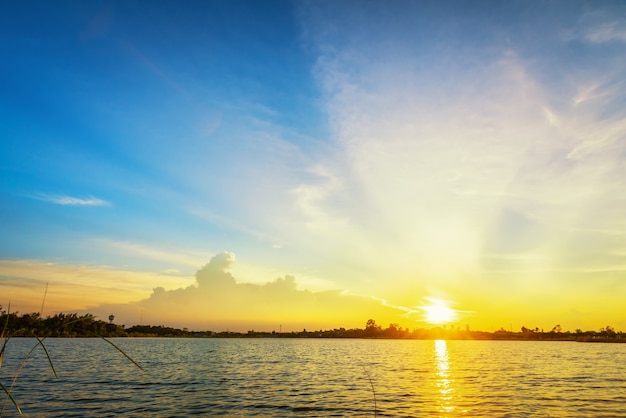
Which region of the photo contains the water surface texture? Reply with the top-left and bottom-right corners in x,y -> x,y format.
1,338 -> 625,416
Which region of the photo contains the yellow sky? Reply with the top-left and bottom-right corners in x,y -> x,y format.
2,3 -> 626,333
2,254 -> 624,333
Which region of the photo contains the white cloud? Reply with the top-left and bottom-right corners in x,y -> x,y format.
85,253 -> 406,331
32,193 -> 110,206
284,3 -> 626,305
583,20 -> 626,43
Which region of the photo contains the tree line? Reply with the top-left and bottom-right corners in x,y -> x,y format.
0,308 -> 202,337
2,309 -> 624,341
1,310 -> 125,337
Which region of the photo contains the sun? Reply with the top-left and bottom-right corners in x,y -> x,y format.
422,298 -> 457,325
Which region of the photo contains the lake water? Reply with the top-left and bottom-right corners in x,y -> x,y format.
1,338 -> 625,417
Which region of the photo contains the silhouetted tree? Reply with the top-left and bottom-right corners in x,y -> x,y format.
365,319 -> 381,337
551,324 -> 562,334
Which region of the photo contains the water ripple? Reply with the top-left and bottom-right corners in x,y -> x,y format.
1,338 -> 625,417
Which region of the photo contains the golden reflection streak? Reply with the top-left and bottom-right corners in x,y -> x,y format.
434,339 -> 462,414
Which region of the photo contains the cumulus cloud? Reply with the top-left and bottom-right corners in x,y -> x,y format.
87,252 -> 404,331
195,251 -> 236,288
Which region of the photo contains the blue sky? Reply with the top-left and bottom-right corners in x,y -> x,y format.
2,1 -> 626,331
2,1 -> 320,262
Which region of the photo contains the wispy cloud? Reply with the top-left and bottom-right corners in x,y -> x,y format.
92,239 -> 208,268
583,20 -> 626,44
289,2 -> 626,310
188,207 -> 279,245
32,193 -> 110,206
0,259 -> 191,314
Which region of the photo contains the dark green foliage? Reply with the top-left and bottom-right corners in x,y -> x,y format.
125,325 -> 192,337
0,309 -> 125,338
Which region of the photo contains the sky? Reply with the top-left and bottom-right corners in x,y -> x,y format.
1,1 -> 626,333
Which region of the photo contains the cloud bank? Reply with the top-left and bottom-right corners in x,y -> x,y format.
87,252 -> 406,331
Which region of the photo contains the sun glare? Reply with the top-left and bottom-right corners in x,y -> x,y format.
423,299 -> 457,325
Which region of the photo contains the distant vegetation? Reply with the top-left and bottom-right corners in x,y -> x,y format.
1,307 -> 144,415
1,308 -> 623,341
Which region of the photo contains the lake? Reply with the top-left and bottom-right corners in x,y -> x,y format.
1,338 -> 624,416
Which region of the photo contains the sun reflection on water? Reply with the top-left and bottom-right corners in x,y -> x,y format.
434,339 -> 460,414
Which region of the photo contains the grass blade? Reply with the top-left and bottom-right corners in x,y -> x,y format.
0,303 -> 11,369
32,334 -> 57,379
0,381 -> 21,415
0,336 -> 6,370
1,304 -> 10,336
1,342 -> 36,415
0,334 -> 58,415
362,366 -> 378,417
100,337 -> 144,371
